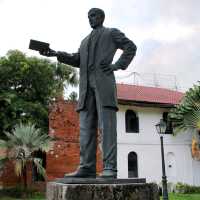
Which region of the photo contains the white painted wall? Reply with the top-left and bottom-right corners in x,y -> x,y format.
117,104 -> 200,185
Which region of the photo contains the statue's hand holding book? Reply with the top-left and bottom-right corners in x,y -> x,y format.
29,39 -> 57,57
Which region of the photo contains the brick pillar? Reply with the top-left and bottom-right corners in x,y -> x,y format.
47,100 -> 103,181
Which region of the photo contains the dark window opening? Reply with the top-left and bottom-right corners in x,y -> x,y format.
32,151 -> 46,182
125,110 -> 139,133
128,151 -> 138,178
163,112 -> 173,134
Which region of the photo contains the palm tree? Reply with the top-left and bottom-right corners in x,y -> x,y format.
169,82 -> 200,160
169,82 -> 200,134
0,123 -> 54,189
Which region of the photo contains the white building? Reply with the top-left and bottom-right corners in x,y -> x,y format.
116,84 -> 200,186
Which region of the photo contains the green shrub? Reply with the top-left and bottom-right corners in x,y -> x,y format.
175,182 -> 200,194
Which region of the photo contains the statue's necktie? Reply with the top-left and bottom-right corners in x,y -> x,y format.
88,29 -> 98,69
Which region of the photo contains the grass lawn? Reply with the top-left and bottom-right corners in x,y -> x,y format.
0,198 -> 45,200
0,193 -> 45,200
1,193 -> 200,200
160,193 -> 200,200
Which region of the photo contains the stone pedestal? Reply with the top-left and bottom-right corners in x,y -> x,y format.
46,178 -> 159,200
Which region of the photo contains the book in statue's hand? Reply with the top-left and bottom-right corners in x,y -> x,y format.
29,39 -> 50,52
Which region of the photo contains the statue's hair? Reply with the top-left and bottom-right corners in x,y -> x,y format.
88,8 -> 105,22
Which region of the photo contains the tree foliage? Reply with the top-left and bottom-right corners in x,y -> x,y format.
67,91 -> 78,101
0,50 -> 78,138
169,82 -> 200,134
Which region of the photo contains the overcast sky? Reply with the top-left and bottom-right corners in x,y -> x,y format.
0,0 -> 199,91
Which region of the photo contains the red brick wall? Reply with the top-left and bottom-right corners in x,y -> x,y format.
0,161 -> 20,188
0,160 -> 46,192
46,100 -> 103,181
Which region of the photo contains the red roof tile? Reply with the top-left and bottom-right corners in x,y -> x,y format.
117,84 -> 184,105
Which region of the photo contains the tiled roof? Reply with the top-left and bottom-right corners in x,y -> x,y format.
117,84 -> 184,105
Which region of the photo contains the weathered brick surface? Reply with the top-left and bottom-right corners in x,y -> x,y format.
47,100 -> 103,181
0,161 -> 20,187
0,160 -> 46,191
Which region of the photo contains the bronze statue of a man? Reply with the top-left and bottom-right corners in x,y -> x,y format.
40,8 -> 137,178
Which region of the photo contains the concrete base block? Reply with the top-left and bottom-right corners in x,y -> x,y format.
47,180 -> 159,200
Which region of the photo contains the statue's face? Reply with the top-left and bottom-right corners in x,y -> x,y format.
88,10 -> 103,29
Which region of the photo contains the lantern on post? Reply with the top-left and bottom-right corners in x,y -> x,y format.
155,119 -> 168,200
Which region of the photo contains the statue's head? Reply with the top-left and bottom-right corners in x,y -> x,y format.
88,8 -> 105,29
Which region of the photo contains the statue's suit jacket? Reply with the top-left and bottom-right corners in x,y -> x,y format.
57,26 -> 137,112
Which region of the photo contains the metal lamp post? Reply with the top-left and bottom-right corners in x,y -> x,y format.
155,119 -> 169,200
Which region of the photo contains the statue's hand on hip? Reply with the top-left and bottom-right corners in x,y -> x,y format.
101,64 -> 119,75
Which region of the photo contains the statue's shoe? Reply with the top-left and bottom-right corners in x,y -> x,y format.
64,170 -> 96,178
98,169 -> 117,179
